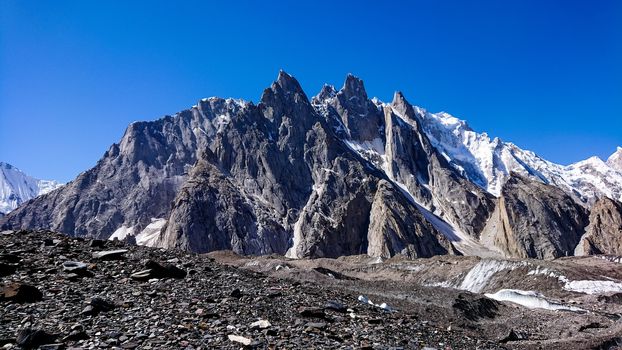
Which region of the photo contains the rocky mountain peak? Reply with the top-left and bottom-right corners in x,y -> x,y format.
313,84 -> 337,104
390,91 -> 416,120
275,70 -> 305,95
341,73 -> 368,101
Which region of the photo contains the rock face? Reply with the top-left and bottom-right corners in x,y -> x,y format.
2,98 -> 247,239
480,174 -> 589,259
161,73 -> 453,259
575,197 -> 622,255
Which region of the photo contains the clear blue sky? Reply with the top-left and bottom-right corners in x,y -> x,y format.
1,0 -> 621,182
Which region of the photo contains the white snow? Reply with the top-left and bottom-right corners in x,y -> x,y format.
357,295 -> 396,312
109,218 -> 165,247
563,280 -> 622,295
485,289 -> 583,312
135,218 -> 166,247
459,260 -> 525,293
0,162 -> 63,214
416,108 -> 622,204
109,225 -> 135,241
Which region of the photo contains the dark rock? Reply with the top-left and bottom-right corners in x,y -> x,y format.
16,328 -> 57,348
453,295 -> 499,321
500,329 -> 528,343
299,307 -> 325,319
597,293 -> 622,305
0,262 -> 17,277
89,239 -> 106,248
1,282 -> 43,303
130,260 -> 186,280
230,289 -> 243,298
578,322 -> 605,332
63,330 -> 89,342
324,300 -> 347,313
82,297 -> 116,316
0,253 -> 20,263
62,261 -> 93,277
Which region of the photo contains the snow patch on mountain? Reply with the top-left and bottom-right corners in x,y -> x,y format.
0,162 -> 62,214
607,147 -> 622,171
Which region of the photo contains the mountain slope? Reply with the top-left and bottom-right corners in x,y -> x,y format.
417,109 -> 622,205
0,162 -> 62,214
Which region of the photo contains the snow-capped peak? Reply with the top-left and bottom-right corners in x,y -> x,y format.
607,146 -> 622,172
0,162 -> 63,214
416,109 -> 622,204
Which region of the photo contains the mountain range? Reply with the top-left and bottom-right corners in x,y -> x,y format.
2,71 -> 621,260
0,162 -> 62,215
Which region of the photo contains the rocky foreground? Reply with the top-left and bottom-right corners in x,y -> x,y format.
2,230 -> 622,349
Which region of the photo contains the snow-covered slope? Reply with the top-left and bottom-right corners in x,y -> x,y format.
608,147 -> 622,172
0,162 -> 63,214
416,108 -> 622,205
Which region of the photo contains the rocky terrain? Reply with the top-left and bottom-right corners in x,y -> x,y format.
3,229 -> 622,349
4,72 -> 622,262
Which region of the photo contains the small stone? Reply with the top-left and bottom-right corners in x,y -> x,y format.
62,261 -> 88,272
230,289 -> 243,298
250,320 -> 271,329
82,297 -> 116,315
227,334 -> 252,346
304,322 -> 327,331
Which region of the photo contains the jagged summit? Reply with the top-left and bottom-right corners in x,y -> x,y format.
341,73 -> 368,100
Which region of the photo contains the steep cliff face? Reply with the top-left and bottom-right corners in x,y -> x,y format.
161,73 -> 453,258
480,174 -> 589,259
575,197 -> 622,256
313,79 -> 495,240
367,180 -> 455,258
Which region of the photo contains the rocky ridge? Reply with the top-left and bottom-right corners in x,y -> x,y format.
2,72 -> 622,261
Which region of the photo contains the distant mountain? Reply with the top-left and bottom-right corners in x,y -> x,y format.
2,72 -> 621,260
417,109 -> 622,205
0,162 -> 62,214
607,147 -> 622,172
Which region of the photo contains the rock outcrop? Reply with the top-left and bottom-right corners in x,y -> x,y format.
480,173 -> 589,259
575,197 -> 622,255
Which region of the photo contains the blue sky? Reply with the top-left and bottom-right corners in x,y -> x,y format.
1,0 -> 621,182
